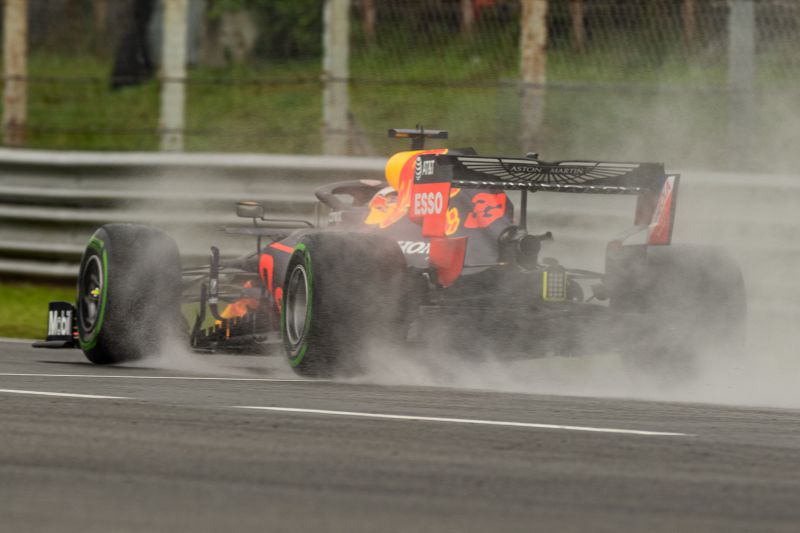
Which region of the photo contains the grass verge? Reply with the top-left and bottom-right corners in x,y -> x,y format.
0,281 -> 75,340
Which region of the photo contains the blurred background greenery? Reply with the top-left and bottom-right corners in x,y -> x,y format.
7,0 -> 800,169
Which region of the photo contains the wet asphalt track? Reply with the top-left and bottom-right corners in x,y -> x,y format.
2,339 -> 800,532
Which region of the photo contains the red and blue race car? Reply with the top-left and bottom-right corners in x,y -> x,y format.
35,128 -> 746,377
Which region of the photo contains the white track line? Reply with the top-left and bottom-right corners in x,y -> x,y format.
234,406 -> 692,437
0,373 -> 318,382
0,388 -> 128,400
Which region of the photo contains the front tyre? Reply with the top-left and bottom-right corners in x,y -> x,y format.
77,224 -> 181,365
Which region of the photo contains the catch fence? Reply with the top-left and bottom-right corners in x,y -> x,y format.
1,0 -> 798,171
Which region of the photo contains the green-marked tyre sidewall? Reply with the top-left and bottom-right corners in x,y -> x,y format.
76,223 -> 182,365
78,235 -> 109,351
279,232 -> 410,378
282,243 -> 314,368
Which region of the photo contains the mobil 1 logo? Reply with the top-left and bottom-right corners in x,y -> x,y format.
46,301 -> 74,340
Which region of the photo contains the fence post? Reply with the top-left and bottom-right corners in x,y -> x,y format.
3,0 -> 28,148
728,0 -> 755,166
361,0 -> 376,43
94,0 -> 108,33
682,0 -> 696,45
569,0 -> 585,53
461,0 -> 475,36
519,0 -> 548,153
323,0 -> 351,156
160,0 -> 189,152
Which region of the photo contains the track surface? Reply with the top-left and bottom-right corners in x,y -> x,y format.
2,339 -> 800,532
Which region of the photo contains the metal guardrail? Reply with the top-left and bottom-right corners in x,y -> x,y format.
0,149 -> 385,277
0,148 -> 798,318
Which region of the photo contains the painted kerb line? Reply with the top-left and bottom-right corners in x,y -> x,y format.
234,406 -> 693,437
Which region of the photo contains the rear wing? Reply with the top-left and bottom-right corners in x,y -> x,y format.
410,153 -> 679,245
417,154 -> 666,193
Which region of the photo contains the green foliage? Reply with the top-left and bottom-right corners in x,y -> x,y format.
22,53 -> 323,153
207,0 -> 251,18
209,0 -> 324,59
186,62 -> 323,153
0,282 -> 75,339
26,54 -> 160,151
253,0 -> 324,59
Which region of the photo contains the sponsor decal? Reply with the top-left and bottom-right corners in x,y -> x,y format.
414,156 -> 436,181
48,309 -> 72,337
508,164 -> 585,177
458,157 -> 640,184
413,190 -> 444,217
465,192 -> 507,229
411,181 -> 452,237
397,241 -> 430,255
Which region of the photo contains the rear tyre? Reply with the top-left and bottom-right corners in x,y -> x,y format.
77,224 -> 181,365
613,244 -> 746,377
281,232 -> 410,377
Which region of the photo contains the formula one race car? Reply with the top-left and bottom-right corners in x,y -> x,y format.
34,128 -> 746,377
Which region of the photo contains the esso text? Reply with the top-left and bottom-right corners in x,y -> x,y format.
413,191 -> 444,216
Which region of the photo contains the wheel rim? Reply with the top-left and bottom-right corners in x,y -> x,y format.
79,255 -> 104,333
285,264 -> 309,346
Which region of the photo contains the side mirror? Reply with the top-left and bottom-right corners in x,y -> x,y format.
236,201 -> 264,219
